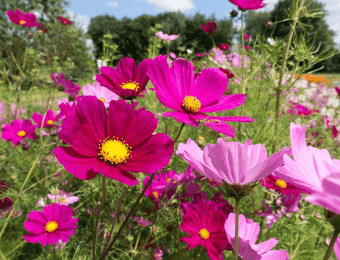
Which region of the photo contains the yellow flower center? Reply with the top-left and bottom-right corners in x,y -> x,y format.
120,81 -> 140,91
99,98 -> 105,103
152,191 -> 159,198
198,136 -> 205,140
182,96 -> 201,113
17,130 -> 26,137
45,221 -> 58,232
19,20 -> 26,25
153,253 -> 158,259
173,180 -> 177,183
274,179 -> 287,189
2,212 -> 7,216
63,20 -> 67,24
166,178 -> 171,182
98,137 -> 132,164
47,120 -> 54,125
199,228 -> 210,239
60,198 -> 66,203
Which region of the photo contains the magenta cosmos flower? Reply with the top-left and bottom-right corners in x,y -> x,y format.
224,213 -> 289,259
244,33 -> 251,41
180,201 -> 231,260
53,97 -> 174,186
200,22 -> 217,34
96,57 -> 152,100
2,119 -> 37,146
259,174 -> 301,195
228,0 -> 267,11
22,203 -> 78,246
32,110 -> 60,128
148,55 -> 253,137
177,138 -> 289,186
82,81 -> 119,108
57,16 -> 72,25
274,123 -> 340,194
155,31 -> 179,42
6,9 -> 41,27
47,190 -> 79,206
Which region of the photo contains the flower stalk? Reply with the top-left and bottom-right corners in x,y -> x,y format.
234,197 -> 241,260
323,228 -> 339,260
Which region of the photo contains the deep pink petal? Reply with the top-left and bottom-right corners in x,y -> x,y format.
199,94 -> 246,112
163,111 -> 198,127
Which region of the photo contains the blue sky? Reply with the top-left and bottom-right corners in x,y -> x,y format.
64,0 -> 340,46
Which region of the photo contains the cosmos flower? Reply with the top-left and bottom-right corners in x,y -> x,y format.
32,110 -> 60,128
57,16 -> 72,25
244,33 -> 251,41
200,22 -> 217,34
228,0 -> 267,11
96,57 -> 152,100
177,138 -> 289,187
180,201 -> 231,260
47,190 -> 79,206
224,213 -> 289,259
217,43 -> 229,51
135,216 -> 151,227
259,174 -> 301,195
155,31 -> 179,42
53,97 -> 174,186
6,9 -> 41,28
2,119 -> 37,146
274,123 -> 340,194
287,102 -> 318,117
82,81 -> 119,108
148,55 -> 253,137
219,68 -> 235,79
22,203 -> 78,246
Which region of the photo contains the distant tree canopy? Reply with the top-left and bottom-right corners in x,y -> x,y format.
244,0 -> 339,73
87,12 -> 238,64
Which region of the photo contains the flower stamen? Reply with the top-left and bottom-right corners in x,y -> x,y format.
182,96 -> 201,113
45,221 -> 58,232
98,137 -> 132,164
199,228 -> 210,239
275,179 -> 287,189
120,81 -> 140,91
19,20 -> 26,25
17,130 -> 26,137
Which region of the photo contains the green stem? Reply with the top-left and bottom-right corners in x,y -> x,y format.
130,99 -> 135,111
239,11 -> 245,137
234,198 -> 240,260
101,173 -> 156,259
5,241 -> 25,257
93,176 -> 107,260
0,156 -> 40,239
173,123 -> 185,144
323,228 -> 339,260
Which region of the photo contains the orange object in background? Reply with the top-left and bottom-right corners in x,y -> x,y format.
294,74 -> 335,84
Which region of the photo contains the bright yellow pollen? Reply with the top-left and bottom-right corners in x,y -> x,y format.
45,221 -> 58,232
19,20 -> 26,25
153,253 -> 158,259
152,191 -> 159,198
17,130 -> 26,137
182,96 -> 201,113
98,137 -> 132,164
99,98 -> 105,103
61,198 -> 66,203
120,81 -> 140,91
275,179 -> 287,189
199,228 -> 210,239
173,180 -> 177,183
198,136 -> 205,141
166,178 -> 171,182
47,120 -> 54,125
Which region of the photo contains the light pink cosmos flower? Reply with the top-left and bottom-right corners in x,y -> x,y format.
225,213 -> 289,259
274,123 -> 340,194
153,246 -> 163,259
176,138 -> 289,186
82,82 -> 119,108
155,31 -> 179,43
135,216 -> 151,227
47,190 -> 79,206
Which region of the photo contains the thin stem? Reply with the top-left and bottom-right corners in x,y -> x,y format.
323,228 -> 339,260
173,123 -> 185,144
194,247 -> 201,259
101,173 -> 156,259
130,99 -> 135,111
93,176 -> 107,260
315,227 -> 325,248
5,241 -> 25,257
239,11 -> 246,137
234,198 -> 240,260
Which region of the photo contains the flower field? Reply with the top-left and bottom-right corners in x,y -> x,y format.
1,1 -> 340,259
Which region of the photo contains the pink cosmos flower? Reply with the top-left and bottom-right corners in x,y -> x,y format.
153,246 -> 163,259
228,0 -> 267,11
22,203 -> 78,246
82,82 -> 119,108
36,197 -> 45,208
244,33 -> 251,41
6,9 -> 41,28
274,123 -> 340,194
135,216 -> 151,227
224,213 -> 289,259
0,181 -> 12,210
47,190 -> 79,206
334,86 -> 340,96
177,138 -> 289,186
287,102 -> 318,117
58,99 -> 76,119
96,57 -> 151,100
257,194 -> 302,228
2,119 -> 37,146
155,31 -> 179,42
50,73 -> 80,98
219,68 -> 235,79
57,16 -> 72,25
212,47 -> 228,63
195,53 -> 203,57
334,237 -> 340,259
32,110 -> 60,128
259,174 -> 301,195
180,201 -> 231,260
53,97 -> 174,186
51,73 -> 66,87
200,22 -> 217,34
148,55 -> 253,137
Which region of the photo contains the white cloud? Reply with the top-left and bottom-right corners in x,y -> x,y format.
144,0 -> 195,13
66,11 -> 90,33
107,1 -> 119,7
